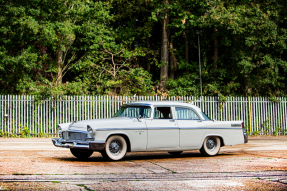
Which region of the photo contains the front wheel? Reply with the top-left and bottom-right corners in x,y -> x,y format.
70,148 -> 93,159
101,135 -> 127,161
200,136 -> 221,156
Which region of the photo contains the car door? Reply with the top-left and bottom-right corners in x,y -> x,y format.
175,107 -> 206,149
145,106 -> 179,150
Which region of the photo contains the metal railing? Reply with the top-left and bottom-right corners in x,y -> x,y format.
0,95 -> 286,136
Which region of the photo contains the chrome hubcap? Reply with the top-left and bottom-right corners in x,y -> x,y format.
206,138 -> 216,151
109,140 -> 122,155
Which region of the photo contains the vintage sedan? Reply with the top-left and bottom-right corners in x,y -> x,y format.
52,101 -> 248,161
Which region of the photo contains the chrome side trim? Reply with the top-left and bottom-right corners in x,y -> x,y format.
231,124 -> 242,127
95,127 -> 242,131
96,127 -> 179,131
206,127 -> 242,130
96,127 -> 147,131
175,119 -> 203,121
147,127 -> 179,130
180,127 -> 242,130
180,127 -> 206,129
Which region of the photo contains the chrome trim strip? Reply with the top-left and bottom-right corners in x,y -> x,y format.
95,127 -> 242,131
97,127 -> 179,131
96,127 -> 147,131
180,127 -> 242,130
180,127 -> 206,129
209,127 -> 242,130
147,127 -> 179,130
175,119 -> 202,121
231,124 -> 242,127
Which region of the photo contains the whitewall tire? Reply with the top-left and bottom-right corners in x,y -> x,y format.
102,135 -> 127,161
200,136 -> 221,156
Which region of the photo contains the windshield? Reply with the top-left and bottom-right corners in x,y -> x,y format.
113,106 -> 151,118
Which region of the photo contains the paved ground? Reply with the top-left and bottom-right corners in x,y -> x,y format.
0,136 -> 286,190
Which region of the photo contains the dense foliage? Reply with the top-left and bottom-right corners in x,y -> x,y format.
1,0 -> 287,97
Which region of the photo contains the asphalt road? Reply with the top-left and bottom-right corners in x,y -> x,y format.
0,136 -> 287,190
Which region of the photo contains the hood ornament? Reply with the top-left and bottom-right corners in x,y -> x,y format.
68,121 -> 77,129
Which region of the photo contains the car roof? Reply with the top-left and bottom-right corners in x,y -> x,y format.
124,101 -> 202,113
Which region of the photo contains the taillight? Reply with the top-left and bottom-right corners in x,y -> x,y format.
241,122 -> 245,129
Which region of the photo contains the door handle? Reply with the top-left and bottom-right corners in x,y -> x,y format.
169,119 -> 175,122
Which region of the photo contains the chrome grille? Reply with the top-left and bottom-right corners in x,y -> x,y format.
62,131 -> 86,141
62,132 -> 69,140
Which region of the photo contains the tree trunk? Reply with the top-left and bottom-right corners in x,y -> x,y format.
169,47 -> 174,80
147,36 -> 151,73
56,47 -> 64,85
169,37 -> 177,80
160,0 -> 169,92
214,28 -> 218,64
183,30 -> 189,63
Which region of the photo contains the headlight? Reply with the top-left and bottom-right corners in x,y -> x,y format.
87,125 -> 93,135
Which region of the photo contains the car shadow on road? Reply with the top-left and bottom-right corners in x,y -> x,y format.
54,151 -> 236,162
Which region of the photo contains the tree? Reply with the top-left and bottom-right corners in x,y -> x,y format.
1,0 -> 287,97
0,0 -> 113,95
200,0 -> 287,96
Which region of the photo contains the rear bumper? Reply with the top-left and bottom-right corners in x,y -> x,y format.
243,129 -> 248,143
52,138 -> 105,151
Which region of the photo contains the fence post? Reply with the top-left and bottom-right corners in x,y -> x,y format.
248,96 -> 252,134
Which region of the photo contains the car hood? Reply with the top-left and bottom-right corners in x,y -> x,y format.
67,117 -> 140,131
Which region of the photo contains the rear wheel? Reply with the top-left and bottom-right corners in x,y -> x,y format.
101,135 -> 127,161
168,151 -> 183,156
70,148 -> 93,159
200,136 -> 221,156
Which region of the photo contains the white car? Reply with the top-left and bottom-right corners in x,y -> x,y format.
52,101 -> 248,161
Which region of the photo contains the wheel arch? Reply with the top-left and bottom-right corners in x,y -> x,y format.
201,134 -> 225,147
105,133 -> 131,152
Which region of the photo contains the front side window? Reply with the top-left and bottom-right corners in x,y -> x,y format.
175,107 -> 200,120
113,106 -> 151,118
153,107 -> 172,119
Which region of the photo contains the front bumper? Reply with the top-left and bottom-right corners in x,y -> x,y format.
52,138 -> 105,151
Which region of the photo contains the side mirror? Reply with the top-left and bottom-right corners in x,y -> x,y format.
137,115 -> 142,122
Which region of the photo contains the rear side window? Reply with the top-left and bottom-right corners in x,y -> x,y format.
154,107 -> 172,119
175,107 -> 200,120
